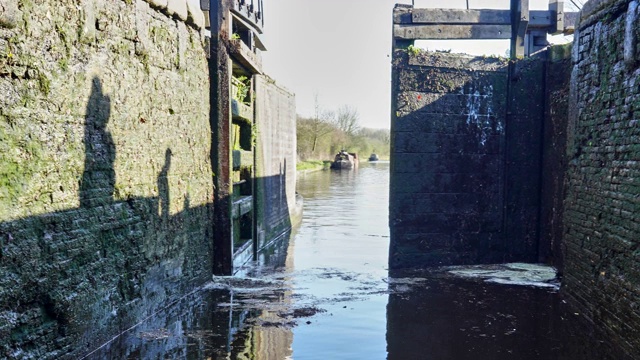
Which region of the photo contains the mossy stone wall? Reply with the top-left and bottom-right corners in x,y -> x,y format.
0,0 -> 212,357
563,0 -> 640,356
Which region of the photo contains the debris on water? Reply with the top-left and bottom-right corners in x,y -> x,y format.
82,164 -> 623,360
184,330 -> 224,340
291,306 -> 326,318
504,328 -> 517,335
138,328 -> 172,340
385,277 -> 431,294
205,275 -> 285,292
258,320 -> 297,328
385,277 -> 429,285
446,263 -> 559,289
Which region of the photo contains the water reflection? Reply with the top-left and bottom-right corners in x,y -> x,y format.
87,233 -> 295,359
88,162 -> 624,359
87,164 -> 391,359
290,164 -> 390,359
386,270 -> 623,360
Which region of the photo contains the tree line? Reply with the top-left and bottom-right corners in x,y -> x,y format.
297,103 -> 390,162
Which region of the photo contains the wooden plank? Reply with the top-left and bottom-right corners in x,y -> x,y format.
517,0 -> 529,37
394,24 -> 511,40
229,39 -> 263,74
411,9 -> 511,25
393,4 -> 413,24
521,10 -> 576,30
548,0 -> 564,34
563,12 -> 577,33
232,195 -> 253,219
231,100 -> 254,122
231,150 -> 254,171
527,10 -> 575,32
211,0 -> 235,276
528,10 -> 553,27
511,0 -> 529,58
231,6 -> 263,34
402,8 -> 575,30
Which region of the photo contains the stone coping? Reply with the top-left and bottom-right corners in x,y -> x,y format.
577,0 -> 633,29
147,0 -> 206,30
0,0 -> 207,30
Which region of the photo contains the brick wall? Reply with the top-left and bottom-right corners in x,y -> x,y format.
0,0 -> 212,357
563,0 -> 640,355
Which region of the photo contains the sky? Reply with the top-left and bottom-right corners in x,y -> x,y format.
260,0 -> 575,130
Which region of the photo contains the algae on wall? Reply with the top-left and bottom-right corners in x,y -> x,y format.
0,0 -> 213,357
562,0 -> 640,357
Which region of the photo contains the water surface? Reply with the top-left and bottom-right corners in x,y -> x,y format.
89,162 -> 625,359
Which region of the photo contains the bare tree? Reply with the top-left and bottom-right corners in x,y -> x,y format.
335,105 -> 360,137
307,95 -> 335,154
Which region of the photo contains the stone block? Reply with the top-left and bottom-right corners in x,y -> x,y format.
0,0 -> 20,29
135,0 -> 151,52
144,0 -> 168,9
186,0 -> 204,29
624,1 -> 638,68
78,0 -> 97,43
563,4 -> 640,357
167,0 -> 187,21
177,20 -> 187,69
0,0 -> 211,356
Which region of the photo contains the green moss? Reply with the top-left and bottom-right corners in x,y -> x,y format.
296,160 -> 331,171
150,26 -> 171,44
18,0 -> 32,34
251,122 -> 258,149
23,138 -> 43,159
407,45 -> 420,56
55,22 -> 72,56
137,50 -> 150,74
19,90 -> 36,107
549,43 -> 573,62
37,71 -> 51,95
0,122 -> 45,215
112,41 -> 130,55
439,79 -> 456,92
58,58 -> 69,71
114,184 -> 133,201
231,123 -> 241,150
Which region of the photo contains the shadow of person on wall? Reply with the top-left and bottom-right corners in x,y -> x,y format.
80,77 -> 114,208
0,74 -> 218,358
158,148 -> 172,223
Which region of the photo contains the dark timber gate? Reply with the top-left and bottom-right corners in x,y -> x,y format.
389,2 -> 575,268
